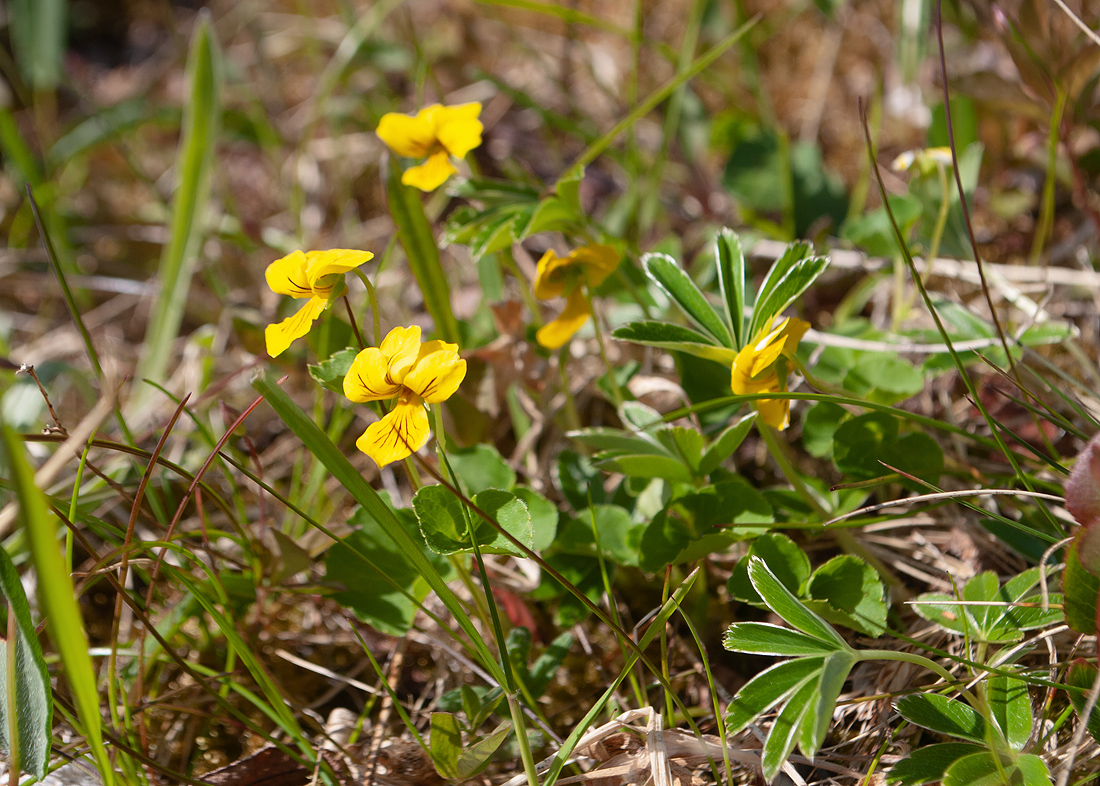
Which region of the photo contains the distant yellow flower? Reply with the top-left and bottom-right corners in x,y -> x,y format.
533,244 -> 620,349
376,103 -> 483,191
344,326 -> 467,467
891,146 -> 953,175
730,316 -> 809,430
265,249 -> 373,358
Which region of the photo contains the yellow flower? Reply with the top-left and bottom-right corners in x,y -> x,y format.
344,326 -> 467,467
376,103 -> 483,191
730,316 -> 809,430
533,244 -> 620,349
265,249 -> 374,358
891,146 -> 953,174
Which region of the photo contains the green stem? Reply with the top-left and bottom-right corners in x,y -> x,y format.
757,423 -> 827,518
352,268 -> 381,347
1029,88 -> 1067,265
858,649 -> 978,706
583,286 -> 624,408
501,249 -> 543,326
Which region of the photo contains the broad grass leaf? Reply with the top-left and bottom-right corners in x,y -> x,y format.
896,694 -> 990,745
747,557 -> 849,649
724,657 -> 824,733
806,555 -> 887,637
643,253 -> 732,346
456,721 -> 513,780
0,541 -> 51,778
714,228 -> 746,346
886,743 -> 984,785
723,622 -> 839,656
1,423 -> 115,785
987,675 -> 1032,751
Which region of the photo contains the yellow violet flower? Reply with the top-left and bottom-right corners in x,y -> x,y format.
264,249 -> 373,358
376,103 -> 483,191
730,316 -> 809,431
344,326 -> 467,467
533,244 -> 620,349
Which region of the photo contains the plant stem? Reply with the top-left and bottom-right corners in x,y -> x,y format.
1030,87 -> 1067,265
584,286 -> 624,408
352,268 -> 381,347
859,649 -> 978,705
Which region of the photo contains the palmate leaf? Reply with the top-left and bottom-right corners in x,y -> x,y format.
749,240 -> 829,339
886,743 -> 985,785
725,657 -> 823,734
643,253 -> 733,346
723,623 -> 840,657
896,694 -> 992,746
762,678 -> 817,780
987,675 -> 1032,751
747,557 -> 851,650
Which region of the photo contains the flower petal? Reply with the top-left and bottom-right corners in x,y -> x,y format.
403,341 -> 466,403
401,151 -> 457,191
356,398 -> 430,467
773,317 -> 810,358
265,250 -> 313,298
265,296 -> 328,357
377,106 -> 440,158
572,244 -> 620,288
757,397 -> 791,430
536,289 -> 591,349
533,249 -> 573,300
435,103 -> 483,158
344,347 -> 402,402
305,249 -> 374,286
380,325 -> 422,383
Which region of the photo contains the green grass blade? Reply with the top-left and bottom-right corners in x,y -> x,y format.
8,0 -> 66,89
385,157 -> 461,344
0,541 -> 51,778
135,13 -> 222,407
0,422 -> 115,786
251,373 -> 506,686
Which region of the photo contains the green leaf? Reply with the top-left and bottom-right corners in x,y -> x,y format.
637,510 -> 692,572
326,506 -> 435,636
1,423 -> 115,786
594,453 -> 695,484
253,374 -> 508,688
475,489 -> 534,556
802,650 -> 856,759
613,322 -> 738,364
801,402 -> 847,459
514,487 -> 558,551
643,253 -> 733,346
526,631 -> 574,699
844,353 -> 925,404
698,412 -> 756,475
832,413 -> 899,479
762,677 -> 818,781
747,557 -> 849,650
386,156 -> 460,343
447,444 -> 516,493
567,427 -> 671,457
723,622 -> 840,656
576,504 -> 642,566
308,347 -> 358,394
806,555 -> 888,637
456,720 -> 513,779
896,694 -> 989,745
750,248 -> 828,340
413,486 -> 532,558
728,532 -> 810,605
1014,754 -> 1053,786
1065,660 -> 1100,744
714,228 -> 746,347
886,744 -> 985,785
655,426 -> 706,473
0,542 -> 51,778
987,676 -> 1031,751
842,194 -> 922,257
725,657 -> 824,733
430,712 -> 465,780
135,17 -> 222,407
942,752 -> 1050,786
8,0 -> 66,89
1063,544 -> 1098,634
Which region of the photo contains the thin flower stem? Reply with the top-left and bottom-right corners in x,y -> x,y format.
343,295 -> 365,349
583,286 -> 624,408
501,248 -> 543,327
557,353 -> 582,433
352,268 -> 381,347
858,649 -> 978,706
